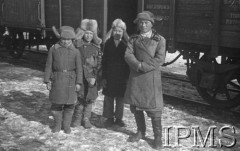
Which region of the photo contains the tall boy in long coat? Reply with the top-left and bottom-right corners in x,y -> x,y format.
44,26 -> 83,134
101,19 -> 129,127
123,11 -> 166,149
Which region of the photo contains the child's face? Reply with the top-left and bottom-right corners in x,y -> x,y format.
60,39 -> 72,47
84,31 -> 94,42
112,27 -> 123,40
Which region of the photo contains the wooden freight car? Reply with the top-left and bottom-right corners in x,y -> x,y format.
142,0 -> 240,108
0,0 -> 138,58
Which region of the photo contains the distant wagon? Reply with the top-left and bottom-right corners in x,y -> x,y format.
0,0 -> 240,108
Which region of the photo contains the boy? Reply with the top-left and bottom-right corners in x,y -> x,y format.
44,26 -> 83,134
71,19 -> 102,129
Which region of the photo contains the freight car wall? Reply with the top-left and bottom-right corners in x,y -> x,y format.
45,1 -> 59,29
83,0 -> 105,37
108,0 -> 138,35
45,0 -> 82,29
144,0 -> 240,52
3,0 -> 41,28
220,0 -> 240,48
144,0 -> 171,39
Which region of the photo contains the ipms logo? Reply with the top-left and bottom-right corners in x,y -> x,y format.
163,126 -> 237,148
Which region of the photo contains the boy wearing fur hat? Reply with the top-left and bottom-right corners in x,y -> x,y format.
102,19 -> 129,127
123,11 -> 166,149
44,26 -> 83,134
71,19 -> 102,129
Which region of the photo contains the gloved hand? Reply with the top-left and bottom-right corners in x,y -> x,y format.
102,79 -> 107,88
75,84 -> 81,91
46,82 -> 51,90
87,78 -> 96,86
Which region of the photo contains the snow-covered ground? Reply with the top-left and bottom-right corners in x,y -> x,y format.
0,51 -> 239,151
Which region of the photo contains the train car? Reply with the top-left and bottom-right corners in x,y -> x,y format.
141,0 -> 240,108
0,0 -> 138,58
1,0 -> 239,108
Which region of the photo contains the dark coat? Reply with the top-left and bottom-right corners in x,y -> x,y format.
75,40 -> 101,101
44,43 -> 83,104
123,30 -> 166,111
102,38 -> 129,97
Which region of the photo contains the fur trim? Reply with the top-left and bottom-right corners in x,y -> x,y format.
93,33 -> 102,45
52,26 -> 60,38
103,19 -> 129,43
75,28 -> 85,40
104,29 -> 112,43
81,19 -> 98,33
112,19 -> 126,31
52,26 -> 76,39
80,19 -> 102,45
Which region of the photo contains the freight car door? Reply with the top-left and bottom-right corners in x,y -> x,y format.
61,0 -> 82,29
83,0 -> 106,37
3,0 -> 42,28
144,0 -> 171,39
45,0 -> 82,29
108,0 -> 138,35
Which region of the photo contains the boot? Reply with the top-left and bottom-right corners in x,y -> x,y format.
151,117 -> 162,149
62,108 -> 74,134
115,118 -> 126,127
83,117 -> 92,129
128,111 -> 146,142
104,118 -> 114,128
51,111 -> 63,133
83,103 -> 92,129
71,104 -> 84,127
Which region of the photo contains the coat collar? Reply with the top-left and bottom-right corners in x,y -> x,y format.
54,43 -> 75,50
108,37 -> 128,47
75,39 -> 100,49
130,29 -> 162,41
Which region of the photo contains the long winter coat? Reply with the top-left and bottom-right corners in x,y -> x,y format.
75,40 -> 101,101
123,30 -> 166,111
102,38 -> 129,97
44,43 -> 83,104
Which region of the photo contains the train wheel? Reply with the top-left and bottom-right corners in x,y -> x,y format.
196,72 -> 240,109
8,39 -> 25,59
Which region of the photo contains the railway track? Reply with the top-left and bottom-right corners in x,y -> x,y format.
1,47 -> 240,117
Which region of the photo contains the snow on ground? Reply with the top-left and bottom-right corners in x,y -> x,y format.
0,52 -> 239,151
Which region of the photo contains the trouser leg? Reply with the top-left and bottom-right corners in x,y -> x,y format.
128,106 -> 146,142
102,96 -> 114,118
83,102 -> 93,129
50,104 -> 63,133
114,97 -> 126,127
151,117 -> 162,149
71,103 -> 84,127
115,97 -> 124,120
62,104 -> 74,134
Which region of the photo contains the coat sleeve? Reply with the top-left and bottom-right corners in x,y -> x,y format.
92,48 -> 102,78
76,50 -> 83,84
44,47 -> 53,83
124,39 -> 141,72
140,37 -> 166,72
83,50 -> 99,79
101,44 -> 108,79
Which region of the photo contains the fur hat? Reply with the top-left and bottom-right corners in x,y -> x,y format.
52,26 -> 84,40
133,11 -> 155,24
112,19 -> 127,31
52,26 -> 75,39
78,19 -> 102,45
104,18 -> 129,43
